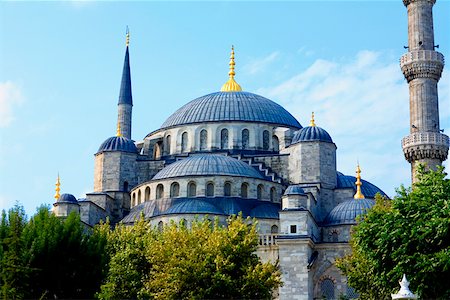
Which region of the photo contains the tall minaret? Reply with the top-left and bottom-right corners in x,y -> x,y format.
400,0 -> 449,182
117,28 -> 133,139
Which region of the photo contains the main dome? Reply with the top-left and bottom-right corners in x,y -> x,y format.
159,91 -> 302,130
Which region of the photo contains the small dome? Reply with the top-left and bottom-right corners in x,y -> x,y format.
284,185 -> 306,195
97,136 -> 138,154
291,126 -> 333,144
152,154 -> 264,180
336,172 -> 387,198
163,199 -> 224,216
157,91 -> 302,131
57,193 -> 78,203
323,198 -> 375,226
250,203 -> 279,219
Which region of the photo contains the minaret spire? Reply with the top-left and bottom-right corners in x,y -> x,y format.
54,174 -> 61,200
354,164 -> 365,200
400,0 -> 448,183
117,27 -> 133,139
220,46 -> 242,92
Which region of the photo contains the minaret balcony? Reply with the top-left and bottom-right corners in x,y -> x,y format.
400,50 -> 444,82
402,132 -> 449,162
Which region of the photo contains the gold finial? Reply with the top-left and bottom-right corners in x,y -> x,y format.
54,174 -> 61,200
220,45 -> 242,92
354,163 -> 365,199
126,26 -> 130,47
116,121 -> 122,137
309,112 -> 316,127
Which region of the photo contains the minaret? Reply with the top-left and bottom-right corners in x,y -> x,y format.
400,0 -> 449,182
117,28 -> 133,139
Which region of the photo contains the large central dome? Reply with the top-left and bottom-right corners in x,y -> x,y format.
159,91 -> 302,130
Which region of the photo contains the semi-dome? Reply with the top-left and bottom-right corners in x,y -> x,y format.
158,91 -> 301,131
284,185 -> 306,195
163,199 -> 224,216
291,126 -> 333,144
336,172 -> 387,198
323,198 -> 375,226
57,193 -> 78,203
250,203 -> 280,219
97,136 -> 138,154
152,154 -> 265,180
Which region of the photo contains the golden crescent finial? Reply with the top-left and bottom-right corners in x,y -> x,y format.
117,121 -> 122,137
126,26 -> 130,47
354,163 -> 365,199
54,173 -> 61,200
309,112 -> 316,127
220,45 -> 242,92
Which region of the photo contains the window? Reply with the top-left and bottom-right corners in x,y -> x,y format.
332,231 -> 338,242
181,132 -> 188,153
290,225 -> 297,234
154,141 -> 162,159
158,221 -> 164,231
200,129 -> 207,151
138,190 -> 142,204
263,130 -> 270,150
271,225 -> 279,234
180,218 -> 187,227
145,187 -> 150,201
166,135 -> 171,154
170,182 -> 180,197
224,182 -> 231,196
123,181 -> 129,192
257,184 -> 264,200
272,135 -> 279,151
241,183 -> 248,198
156,184 -> 164,199
270,187 -> 276,202
320,279 -> 335,300
132,192 -> 136,206
221,129 -> 229,149
242,129 -> 249,149
206,182 -> 214,197
188,182 -> 197,197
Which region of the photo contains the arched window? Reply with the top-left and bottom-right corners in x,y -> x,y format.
156,184 -> 164,199
138,190 -> 142,204
272,135 -> 279,151
270,187 -> 276,202
158,221 -> 164,231
242,129 -> 249,149
320,279 -> 335,300
263,130 -> 270,150
241,183 -> 248,198
271,225 -> 279,234
181,132 -> 188,153
188,182 -> 197,197
145,187 -> 150,201
170,182 -> 180,197
200,129 -> 208,151
166,135 -> 171,155
220,129 -> 229,149
154,141 -> 162,159
206,182 -> 214,197
132,192 -> 136,207
332,231 -> 339,242
123,181 -> 129,192
257,184 -> 264,200
224,182 -> 231,196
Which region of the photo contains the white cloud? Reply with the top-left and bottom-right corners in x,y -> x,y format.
0,81 -> 24,128
243,51 -> 280,75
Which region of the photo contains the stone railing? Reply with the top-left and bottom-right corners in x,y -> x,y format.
402,132 -> 449,148
400,50 -> 444,82
402,132 -> 449,162
258,234 -> 278,246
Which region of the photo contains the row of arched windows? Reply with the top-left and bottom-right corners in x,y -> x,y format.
132,182 -> 279,207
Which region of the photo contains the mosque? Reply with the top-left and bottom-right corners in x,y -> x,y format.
51,0 -> 448,299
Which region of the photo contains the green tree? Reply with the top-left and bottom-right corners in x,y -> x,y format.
98,215 -> 281,300
337,166 -> 450,300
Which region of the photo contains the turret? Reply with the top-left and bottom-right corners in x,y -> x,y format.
52,175 -> 80,217
400,0 -> 449,182
117,28 -> 133,139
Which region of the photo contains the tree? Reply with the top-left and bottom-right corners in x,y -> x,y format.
337,166 -> 450,300
98,215 -> 281,299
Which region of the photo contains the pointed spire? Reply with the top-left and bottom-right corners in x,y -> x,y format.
354,163 -> 365,199
116,121 -> 122,137
309,112 -> 316,127
54,174 -> 61,200
220,45 -> 242,92
118,27 -> 133,106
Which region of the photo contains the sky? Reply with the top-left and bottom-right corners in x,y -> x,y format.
0,1 -> 449,217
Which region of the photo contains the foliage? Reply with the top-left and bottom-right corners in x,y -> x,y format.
98,215 -> 281,300
337,166 -> 450,300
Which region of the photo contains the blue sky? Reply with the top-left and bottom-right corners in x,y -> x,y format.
1,1 -> 449,216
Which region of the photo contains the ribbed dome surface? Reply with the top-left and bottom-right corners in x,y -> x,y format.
163,199 -> 224,215
291,126 -> 333,144
160,91 -> 301,130
152,154 -> 264,180
97,136 -> 138,154
250,203 -> 280,219
57,193 -> 78,203
336,172 -> 387,198
323,198 -> 375,226
284,185 -> 306,195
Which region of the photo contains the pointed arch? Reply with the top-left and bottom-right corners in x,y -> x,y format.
200,129 -> 208,151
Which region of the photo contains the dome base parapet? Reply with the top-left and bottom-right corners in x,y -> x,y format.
402,132 -> 449,162
400,50 -> 444,83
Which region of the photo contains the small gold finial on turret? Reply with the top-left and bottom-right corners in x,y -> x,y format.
309,112 -> 316,127
220,45 -> 242,92
126,26 -> 130,47
117,121 -> 122,137
354,163 -> 365,199
54,174 -> 61,200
